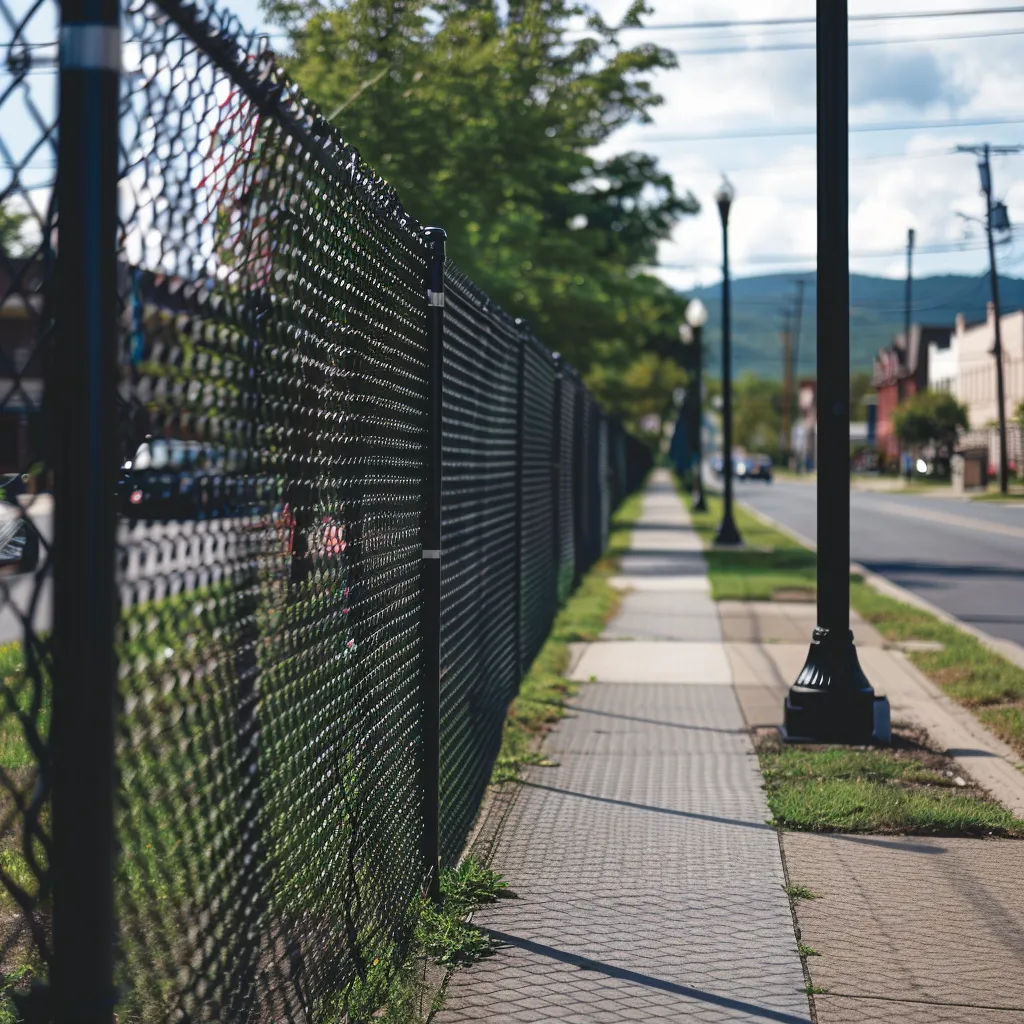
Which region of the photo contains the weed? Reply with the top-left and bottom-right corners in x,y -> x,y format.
797,942 -> 820,957
785,884 -> 819,901
805,982 -> 827,995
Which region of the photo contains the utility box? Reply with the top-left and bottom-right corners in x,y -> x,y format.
952,449 -> 988,492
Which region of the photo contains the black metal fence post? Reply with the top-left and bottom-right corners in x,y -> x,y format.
513,322 -> 527,681
421,227 -> 446,902
550,354 -> 563,606
51,0 -> 120,1020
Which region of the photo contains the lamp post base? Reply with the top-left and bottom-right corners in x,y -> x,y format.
783,627 -> 885,744
714,511 -> 742,546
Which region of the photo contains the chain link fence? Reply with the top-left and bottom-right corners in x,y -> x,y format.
0,0 -> 653,1018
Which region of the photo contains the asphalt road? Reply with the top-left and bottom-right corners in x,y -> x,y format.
735,478 -> 1024,648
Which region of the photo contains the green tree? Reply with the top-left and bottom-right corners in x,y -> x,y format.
263,0 -> 698,431
731,372 -> 783,460
0,205 -> 28,257
892,391 -> 968,455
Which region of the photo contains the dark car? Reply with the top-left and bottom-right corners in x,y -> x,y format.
735,453 -> 773,483
119,438 -> 263,522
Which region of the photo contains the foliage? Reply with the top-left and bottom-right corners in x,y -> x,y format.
892,390 -> 968,454
263,0 -> 698,431
0,205 -> 28,258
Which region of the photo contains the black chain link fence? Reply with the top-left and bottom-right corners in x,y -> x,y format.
0,0 -> 653,1018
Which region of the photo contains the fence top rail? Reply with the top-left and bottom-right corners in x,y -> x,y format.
148,0 -> 424,246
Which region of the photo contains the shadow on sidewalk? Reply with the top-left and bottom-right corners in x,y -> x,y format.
480,929 -> 811,1024
522,781 -> 774,831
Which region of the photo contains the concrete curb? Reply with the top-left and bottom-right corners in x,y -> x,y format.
735,499 -> 1024,812
737,498 -> 1024,673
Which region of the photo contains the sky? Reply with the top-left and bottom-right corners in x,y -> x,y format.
5,0 -> 1024,293
219,0 -> 1024,292
581,0 -> 1024,290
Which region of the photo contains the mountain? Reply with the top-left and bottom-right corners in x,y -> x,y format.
688,272 -> 1024,379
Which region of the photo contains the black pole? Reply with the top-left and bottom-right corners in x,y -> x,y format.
421,227 -> 446,902
692,324 -> 707,512
51,2 -> 120,1021
513,320 -> 528,680
715,184 -> 741,546
551,353 -> 563,603
784,0 -> 879,744
904,227 -> 915,358
982,147 -> 1011,495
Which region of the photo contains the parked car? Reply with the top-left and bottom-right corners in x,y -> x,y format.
119,438 -> 263,521
711,453 -> 773,483
735,453 -> 773,482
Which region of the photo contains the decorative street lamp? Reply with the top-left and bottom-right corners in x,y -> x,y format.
714,177 -> 742,546
784,0 -> 884,744
681,298 -> 708,512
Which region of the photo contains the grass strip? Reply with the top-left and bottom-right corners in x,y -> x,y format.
679,479 -> 1024,761
683,480 -> 1024,760
685,491 -> 821,601
759,732 -> 1024,836
490,487 -> 644,783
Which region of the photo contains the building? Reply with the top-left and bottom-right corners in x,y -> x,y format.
872,323 -> 952,464
929,304 -> 1024,430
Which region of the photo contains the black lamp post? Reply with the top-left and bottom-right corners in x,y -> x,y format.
784,0 -> 883,744
682,298 -> 709,512
714,177 -> 742,547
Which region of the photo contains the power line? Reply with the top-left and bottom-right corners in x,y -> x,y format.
669,25 -> 1024,56
642,115 -> 1024,143
619,5 -> 1024,33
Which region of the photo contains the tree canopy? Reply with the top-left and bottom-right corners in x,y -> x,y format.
262,0 -> 698,433
892,391 -> 968,453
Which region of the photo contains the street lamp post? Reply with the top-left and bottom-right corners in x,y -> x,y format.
714,178 -> 741,546
682,298 -> 709,512
784,0 -> 882,744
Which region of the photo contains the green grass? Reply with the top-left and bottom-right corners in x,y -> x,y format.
850,581 -> 1024,756
785,883 -> 819,901
681,474 -> 1024,760
759,736 -> 1024,836
686,492 -> 819,601
490,488 -> 644,783
970,486 -> 1024,502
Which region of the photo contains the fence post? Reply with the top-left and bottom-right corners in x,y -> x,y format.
512,323 -> 527,681
550,354 -> 563,605
421,227 -> 446,903
50,0 -> 120,1021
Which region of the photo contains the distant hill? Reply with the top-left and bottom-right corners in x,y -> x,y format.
688,272 -> 1024,379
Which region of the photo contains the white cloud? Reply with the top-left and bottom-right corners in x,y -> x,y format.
584,0 -> 1024,287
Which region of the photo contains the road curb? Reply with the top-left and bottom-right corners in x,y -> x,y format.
738,498 -> 1024,673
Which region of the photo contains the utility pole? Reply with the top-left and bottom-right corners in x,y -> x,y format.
791,278 -> 805,471
904,227 -> 915,392
956,143 -> 1022,495
780,304 -> 794,463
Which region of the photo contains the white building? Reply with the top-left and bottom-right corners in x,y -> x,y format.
928,304 -> 1024,430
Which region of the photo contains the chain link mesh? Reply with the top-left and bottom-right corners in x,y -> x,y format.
0,0 -> 653,1016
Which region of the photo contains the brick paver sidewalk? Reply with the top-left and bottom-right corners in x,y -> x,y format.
437,470 -> 810,1023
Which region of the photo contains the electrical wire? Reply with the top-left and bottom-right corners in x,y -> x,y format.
642,115 -> 1024,143
620,5 -> 1024,33
669,25 -> 1024,56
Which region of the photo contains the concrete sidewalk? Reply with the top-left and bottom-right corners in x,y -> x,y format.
438,471 -> 811,1023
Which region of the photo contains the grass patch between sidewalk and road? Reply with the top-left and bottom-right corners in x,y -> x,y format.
758,730 -> 1024,837
685,491 -> 822,601
683,481 -> 1024,761
489,488 -> 644,784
